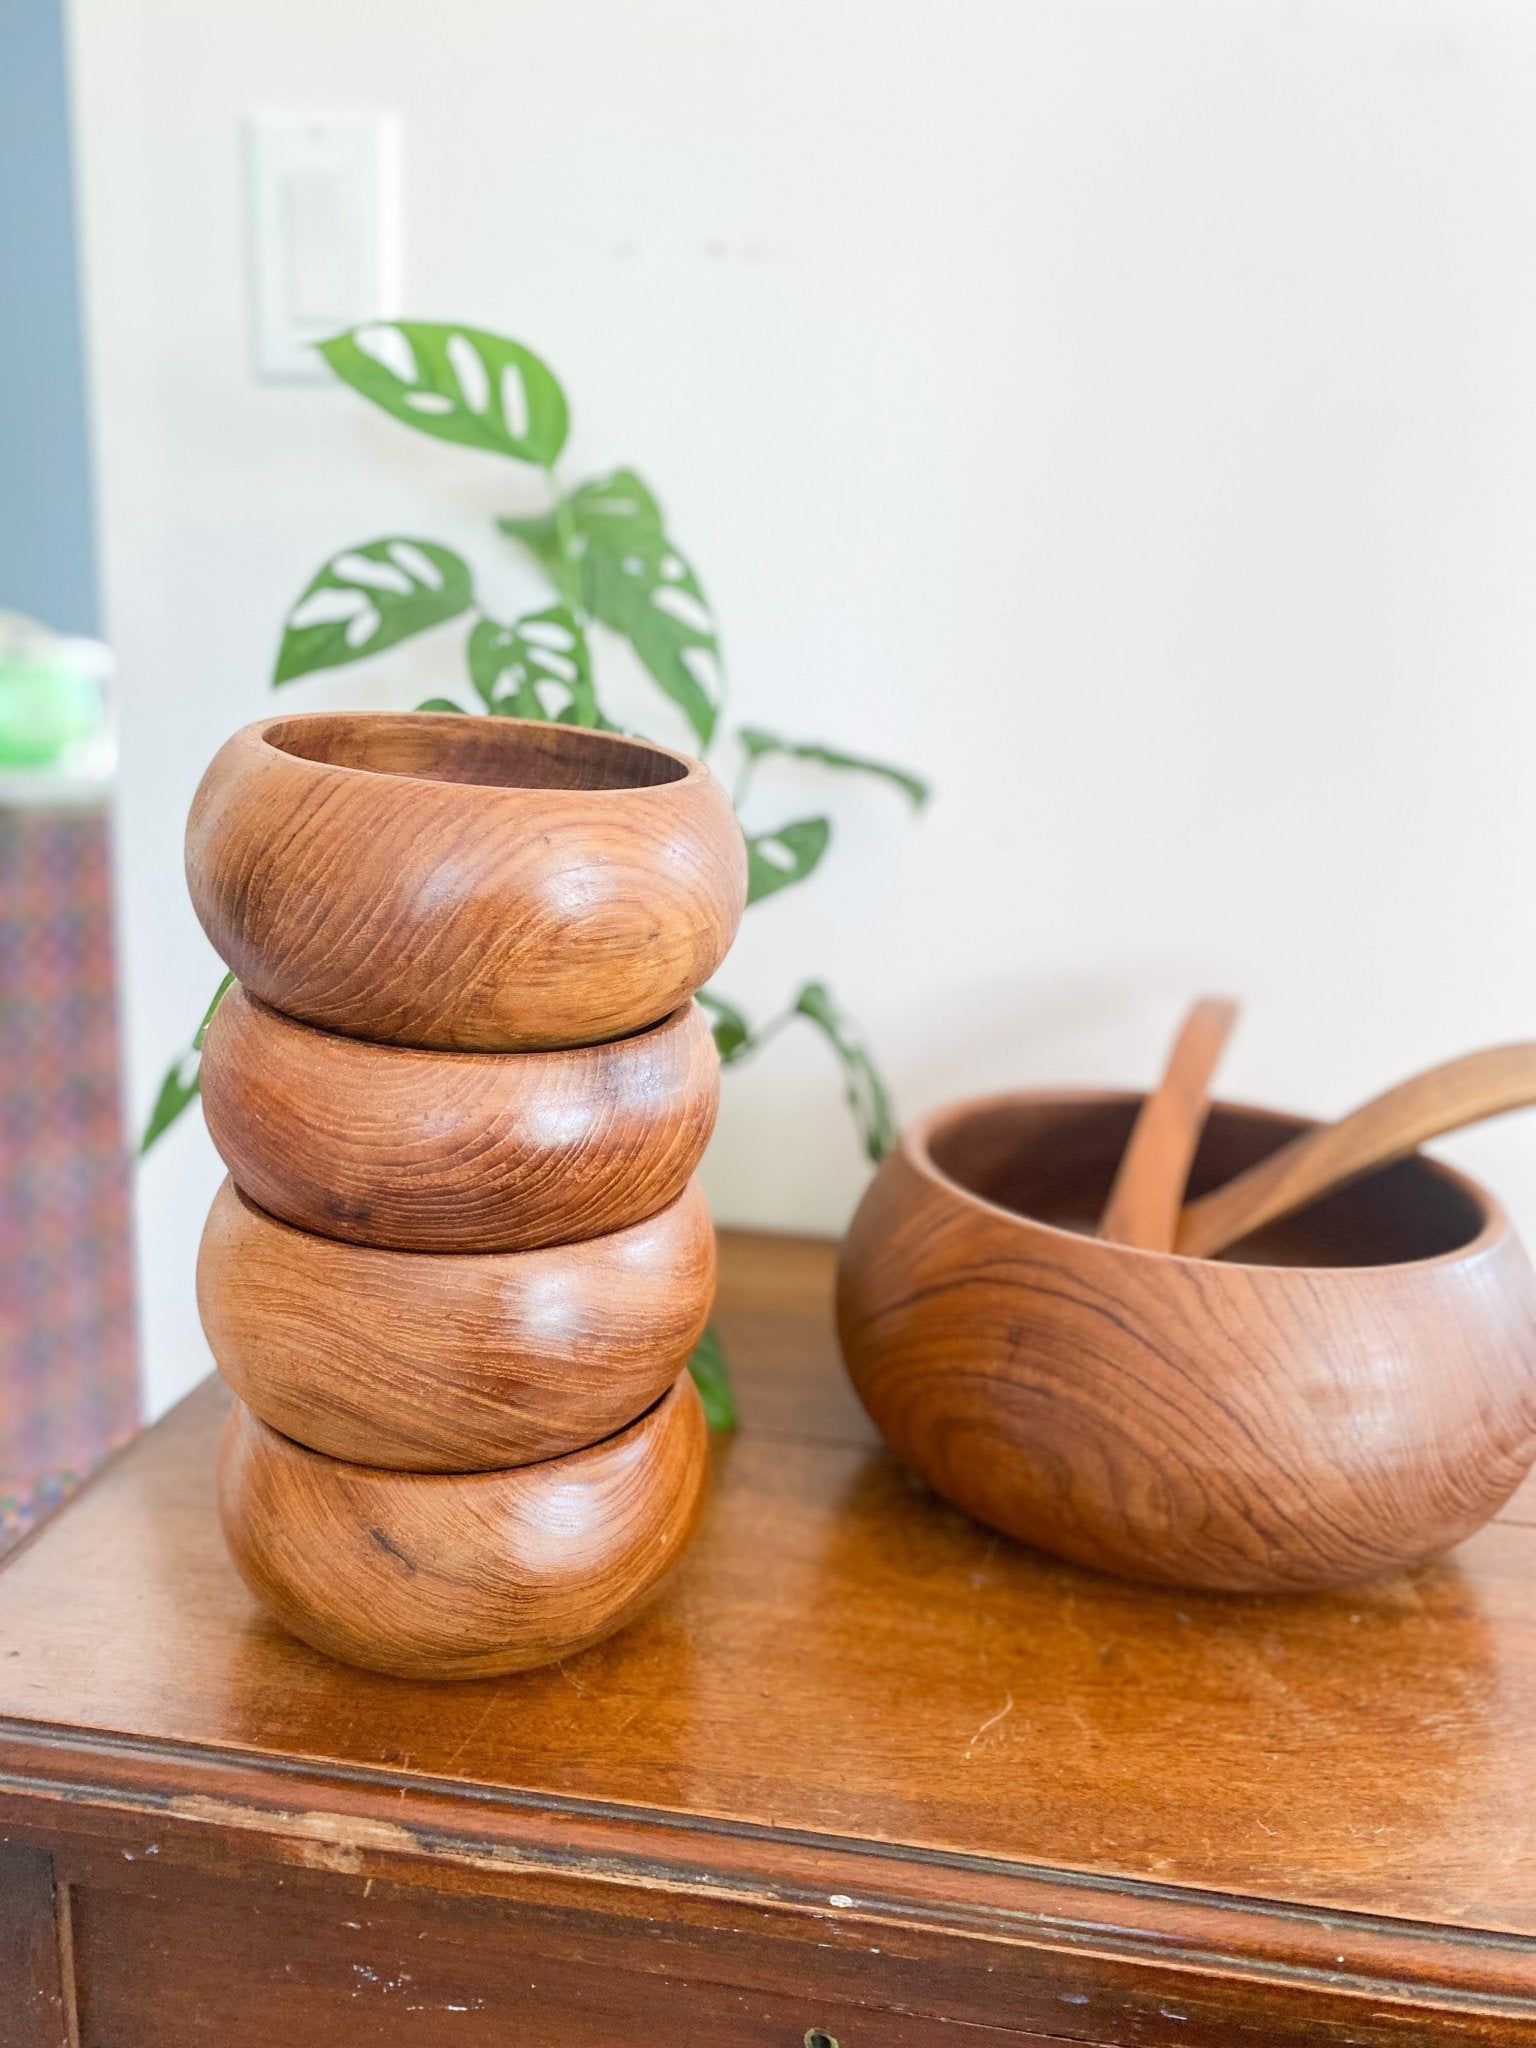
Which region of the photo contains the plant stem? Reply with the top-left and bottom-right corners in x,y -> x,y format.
546,466 -> 582,617
724,1002 -> 797,1064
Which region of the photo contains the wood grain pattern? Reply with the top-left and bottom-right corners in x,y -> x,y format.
26,1826 -> 1536,2048
15,1233 -> 1536,2040
197,1177 -> 715,1471
185,712 -> 747,1051
838,1092 -> 1536,1591
67,1871 -> 1072,2048
200,984 -> 719,1253
0,1844 -> 68,2048
1099,996 -> 1238,1249
216,1375 -> 707,1678
1178,1041 -> 1536,1259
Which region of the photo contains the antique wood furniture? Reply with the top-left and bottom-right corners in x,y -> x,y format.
6,1230 -> 1536,2043
1176,1040 -> 1536,1257
838,1094 -> 1536,1590
199,989 -> 720,1253
199,1178 -> 714,1470
185,713 -> 747,1049
1098,996 -> 1237,1249
217,1376 -> 708,1678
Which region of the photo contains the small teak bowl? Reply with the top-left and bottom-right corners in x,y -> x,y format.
837,1091 -> 1536,1593
185,712 -> 747,1051
200,984 -> 719,1253
198,1176 -> 715,1471
218,1374 -> 709,1679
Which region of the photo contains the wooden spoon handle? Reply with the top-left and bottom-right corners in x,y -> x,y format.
1099,998 -> 1240,1250
1175,1042 -> 1536,1261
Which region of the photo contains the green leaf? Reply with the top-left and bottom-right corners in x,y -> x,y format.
696,987 -> 754,1065
793,981 -> 898,1163
139,1058 -> 198,1157
687,1322 -> 738,1431
319,322 -> 569,464
745,817 -> 830,906
138,973 -> 234,1155
737,727 -> 929,809
496,507 -> 563,582
415,696 -> 466,713
196,975 -> 235,1043
274,539 -> 473,685
501,468 -> 721,745
467,605 -> 608,726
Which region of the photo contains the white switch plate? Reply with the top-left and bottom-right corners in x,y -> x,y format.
246,112 -> 400,381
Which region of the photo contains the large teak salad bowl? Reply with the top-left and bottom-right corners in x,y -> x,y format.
837,1090 -> 1536,1593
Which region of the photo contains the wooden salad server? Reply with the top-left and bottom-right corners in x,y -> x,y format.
1176,1041 -> 1536,1260
1099,997 -> 1240,1250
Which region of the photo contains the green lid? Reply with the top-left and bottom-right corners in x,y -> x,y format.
0,614 -> 110,769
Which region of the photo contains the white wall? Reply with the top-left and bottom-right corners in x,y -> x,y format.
67,0 -> 1536,1418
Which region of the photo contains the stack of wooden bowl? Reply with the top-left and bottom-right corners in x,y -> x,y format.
184,711 -> 746,1679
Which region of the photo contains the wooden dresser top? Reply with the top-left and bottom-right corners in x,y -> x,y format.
4,1229 -> 1536,2018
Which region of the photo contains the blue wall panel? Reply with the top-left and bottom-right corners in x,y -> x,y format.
0,0 -> 99,635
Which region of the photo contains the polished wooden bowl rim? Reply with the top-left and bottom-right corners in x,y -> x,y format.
902,1086 -> 1506,1276
214,1166 -> 710,1266
227,982 -> 705,1063
242,1371 -> 688,1481
254,709 -> 706,798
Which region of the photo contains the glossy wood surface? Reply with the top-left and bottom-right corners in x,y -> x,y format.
1099,996 -> 1237,1249
200,986 -> 719,1254
1178,1040 -> 1536,1259
11,1235 -> 1536,2040
217,1375 -> 707,1678
185,712 -> 747,1051
839,1092 -> 1536,1591
197,1177 -> 714,1470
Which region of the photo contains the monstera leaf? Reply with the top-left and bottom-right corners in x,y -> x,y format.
793,981 -> 897,1162
686,1323 -> 737,1430
744,818 -> 831,905
496,504 -> 563,581
320,322 -> 569,465
138,974 -> 233,1153
467,606 -> 608,726
736,727 -> 929,809
502,470 -> 720,744
696,988 -> 754,1065
274,539 -> 473,684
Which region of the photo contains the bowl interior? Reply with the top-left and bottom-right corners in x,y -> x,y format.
925,1094 -> 1490,1267
264,713 -> 688,793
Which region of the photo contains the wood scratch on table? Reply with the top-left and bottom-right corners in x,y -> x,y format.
965,1690 -> 1014,1757
167,1795 -> 418,1875
442,1696 -> 500,1771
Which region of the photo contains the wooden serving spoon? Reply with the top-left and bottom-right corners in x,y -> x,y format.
1099,997 -> 1240,1250
1175,1042 -> 1536,1261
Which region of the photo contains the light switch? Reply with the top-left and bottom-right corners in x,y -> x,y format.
246,113 -> 400,381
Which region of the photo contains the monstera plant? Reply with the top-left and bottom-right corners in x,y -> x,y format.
141,320 -> 928,1425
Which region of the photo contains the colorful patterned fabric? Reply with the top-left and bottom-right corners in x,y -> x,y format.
0,799 -> 137,1554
